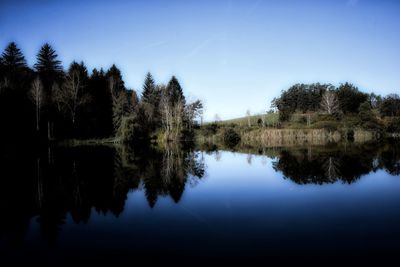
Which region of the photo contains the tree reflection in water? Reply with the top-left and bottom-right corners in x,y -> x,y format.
0,139 -> 399,244
272,140 -> 400,184
0,144 -> 205,243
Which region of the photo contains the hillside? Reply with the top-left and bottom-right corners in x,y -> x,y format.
211,113 -> 279,127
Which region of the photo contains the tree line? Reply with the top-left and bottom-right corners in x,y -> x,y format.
0,42 -> 203,144
272,82 -> 400,131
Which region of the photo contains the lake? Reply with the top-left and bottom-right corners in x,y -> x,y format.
1,140 -> 400,266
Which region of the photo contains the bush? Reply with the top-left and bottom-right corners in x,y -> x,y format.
316,114 -> 338,121
223,128 -> 241,147
312,121 -> 339,132
386,117 -> 400,133
361,120 -> 383,131
118,114 -> 149,144
202,123 -> 219,136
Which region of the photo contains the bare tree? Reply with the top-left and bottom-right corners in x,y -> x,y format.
246,109 -> 251,127
320,90 -> 339,114
322,157 -> 340,182
160,88 -> 173,139
259,111 -> 266,127
54,69 -> 89,125
185,100 -> 203,130
109,76 -> 130,132
30,77 -> 44,131
214,114 -> 221,122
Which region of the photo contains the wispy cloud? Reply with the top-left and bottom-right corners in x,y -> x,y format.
184,38 -> 213,59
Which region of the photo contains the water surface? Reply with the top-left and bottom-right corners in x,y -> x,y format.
1,141 -> 400,265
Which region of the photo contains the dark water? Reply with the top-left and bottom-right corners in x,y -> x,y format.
1,141 -> 400,266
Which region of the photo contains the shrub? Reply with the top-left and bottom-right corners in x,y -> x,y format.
361,120 -> 383,131
316,114 -> 337,121
202,123 -> 219,136
118,114 -> 149,144
223,128 -> 241,147
386,117 -> 400,133
312,121 -> 339,132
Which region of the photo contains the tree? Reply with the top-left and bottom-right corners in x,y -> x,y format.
369,93 -> 382,109
34,43 -> 63,139
109,74 -> 129,133
106,64 -> 125,94
380,94 -> 400,117
337,83 -> 368,113
141,72 -> 156,103
53,62 -> 89,126
166,76 -> 185,106
1,42 -> 27,71
246,109 -> 251,127
30,77 -> 44,131
272,83 -> 331,121
112,90 -> 130,133
34,43 -> 63,74
127,89 -> 139,112
358,101 -> 374,122
0,42 -> 31,91
320,90 -> 339,114
185,100 -> 203,130
141,73 -> 161,130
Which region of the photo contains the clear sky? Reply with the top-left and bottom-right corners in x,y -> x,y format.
1,0 -> 399,120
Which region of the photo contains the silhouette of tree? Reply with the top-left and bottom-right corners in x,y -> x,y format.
166,76 -> 185,106
34,43 -> 64,139
86,68 -> 113,138
34,43 -> 63,74
1,42 -> 27,71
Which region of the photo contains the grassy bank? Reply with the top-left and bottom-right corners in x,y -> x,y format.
197,112 -> 392,147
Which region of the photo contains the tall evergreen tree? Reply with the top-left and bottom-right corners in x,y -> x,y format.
34,43 -> 63,73
141,72 -> 156,103
34,43 -> 63,139
1,42 -> 27,71
106,64 -> 125,94
86,68 -> 113,138
166,76 -> 185,106
0,42 -> 34,142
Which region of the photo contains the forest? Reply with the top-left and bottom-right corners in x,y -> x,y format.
0,42 -> 203,145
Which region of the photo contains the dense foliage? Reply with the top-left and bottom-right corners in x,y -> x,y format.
272,82 -> 399,132
0,42 -> 203,144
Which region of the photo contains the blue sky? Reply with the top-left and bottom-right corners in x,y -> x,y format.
1,0 -> 399,120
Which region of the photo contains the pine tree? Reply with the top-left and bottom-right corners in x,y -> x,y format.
166,76 -> 185,106
1,42 -> 27,71
34,43 -> 63,140
34,43 -> 63,73
106,64 -> 125,94
86,68 -> 113,137
141,72 -> 156,103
